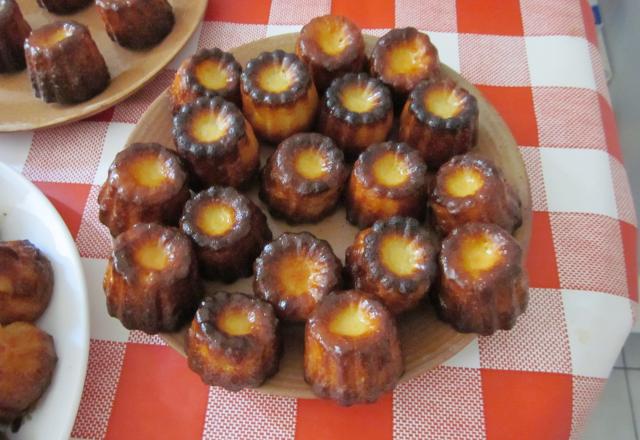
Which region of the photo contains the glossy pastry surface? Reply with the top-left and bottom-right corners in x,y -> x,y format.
36,0 -> 91,14
0,0 -> 31,73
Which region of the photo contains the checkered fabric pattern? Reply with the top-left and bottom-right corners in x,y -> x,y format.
0,0 -> 636,438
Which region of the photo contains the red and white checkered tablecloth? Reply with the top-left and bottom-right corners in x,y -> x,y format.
0,0 -> 636,438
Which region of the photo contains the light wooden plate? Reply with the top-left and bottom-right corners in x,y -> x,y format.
0,0 -> 207,132
125,33 -> 532,399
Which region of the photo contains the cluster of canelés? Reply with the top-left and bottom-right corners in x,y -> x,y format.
98,15 -> 528,406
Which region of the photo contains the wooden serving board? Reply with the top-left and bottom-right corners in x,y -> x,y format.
0,0 -> 207,132
125,33 -> 533,399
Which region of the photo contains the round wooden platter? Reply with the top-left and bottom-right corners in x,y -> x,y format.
126,33 -> 533,399
0,0 -> 207,132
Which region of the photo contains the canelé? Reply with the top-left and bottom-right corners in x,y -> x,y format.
346,141 -> 427,228
0,322 -> 56,424
25,21 -> 110,104
103,223 -> 201,334
170,48 -> 242,113
260,132 -> 347,223
304,290 -> 403,406
317,73 -> 393,159
0,0 -> 31,73
430,154 -> 522,234
180,186 -> 272,282
173,96 -> 260,189
399,79 -> 478,169
295,15 -> 365,92
98,142 -> 191,237
0,240 -> 53,325
36,0 -> 91,14
254,232 -> 342,321
437,222 -> 528,335
96,0 -> 174,50
187,292 -> 280,391
370,27 -> 440,102
346,216 -> 438,314
241,50 -> 318,144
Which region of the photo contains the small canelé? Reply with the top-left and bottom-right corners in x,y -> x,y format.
0,0 -> 31,73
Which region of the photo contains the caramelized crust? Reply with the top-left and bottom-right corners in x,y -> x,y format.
295,15 -> 365,92
98,143 -> 191,237
260,133 -> 347,223
173,96 -> 260,188
437,222 -> 528,335
304,290 -> 403,405
0,322 -> 56,424
399,79 -> 478,169
96,0 -> 174,50
317,73 -> 393,160
254,232 -> 342,321
170,48 -> 242,113
187,292 -> 280,391
36,0 -> 91,14
0,0 -> 31,73
346,142 -> 427,228
346,217 -> 438,314
430,154 -> 522,234
241,50 -> 319,144
103,223 -> 202,334
180,186 -> 272,282
370,27 -> 440,102
25,21 -> 110,104
0,241 -> 53,325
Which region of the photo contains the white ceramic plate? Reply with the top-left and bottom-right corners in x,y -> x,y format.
0,163 -> 89,440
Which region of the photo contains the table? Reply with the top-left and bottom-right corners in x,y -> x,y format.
0,0 -> 636,438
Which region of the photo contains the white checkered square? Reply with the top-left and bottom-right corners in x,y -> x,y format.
520,0 -> 586,37
0,131 -> 33,171
127,331 -> 167,345
526,36 -> 595,90
442,338 -> 480,369
93,122 -> 135,186
428,31 -> 460,73
266,24 -> 302,38
520,146 -> 548,211
609,156 -> 638,226
562,289 -> 632,377
168,23 -> 203,70
198,22 -> 268,53
268,0 -> 330,25
459,34 -> 530,86
76,185 -> 112,260
396,0 -> 457,32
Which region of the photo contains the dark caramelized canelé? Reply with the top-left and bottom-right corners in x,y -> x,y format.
25,21 -> 110,104
370,27 -> 440,102
346,217 -> 438,315
254,232 -> 342,322
171,48 -> 242,113
0,240 -> 53,325
173,96 -> 259,189
96,0 -> 174,50
317,73 -> 393,160
304,290 -> 403,406
187,292 -> 280,391
399,79 -> 478,169
346,142 -> 427,228
0,322 -> 56,424
295,15 -> 365,92
260,133 -> 347,223
103,223 -> 201,334
98,143 -> 191,237
438,222 -> 528,335
36,0 -> 91,14
241,50 -> 318,144
181,186 -> 272,283
0,0 -> 31,73
430,154 -> 522,235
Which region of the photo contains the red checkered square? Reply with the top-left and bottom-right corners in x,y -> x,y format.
33,181 -> 91,239
479,288 -> 571,373
551,213 -> 628,297
198,22 -> 268,53
610,157 -> 637,226
589,43 -> 611,104
580,0 -> 598,46
112,70 -> 175,124
520,146 -> 547,211
459,34 -> 530,86
71,340 -> 126,439
393,367 -> 485,439
599,95 -> 622,160
395,0 -> 457,32
331,0 -> 394,29
23,122 -> 107,184
84,107 -> 115,123
457,0 -> 523,36
203,388 -> 296,439
570,375 -> 606,439
205,0 -> 271,24
520,0 -> 585,37
477,86 -> 539,146
268,0 -> 330,25
533,87 -> 606,149
76,185 -> 112,259
620,220 -> 638,302
527,212 -> 561,289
